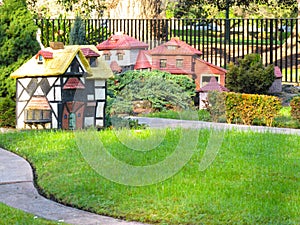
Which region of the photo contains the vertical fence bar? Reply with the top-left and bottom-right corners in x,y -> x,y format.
296,18 -> 299,83
285,19 -> 294,82
285,18 -> 288,82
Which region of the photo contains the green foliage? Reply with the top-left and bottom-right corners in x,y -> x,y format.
225,92 -> 282,126
0,97 -> 16,127
106,116 -> 147,129
111,75 -> 193,114
0,0 -> 40,127
206,91 -> 227,122
290,96 -> 300,122
225,54 -> 275,94
108,70 -> 195,99
69,15 -> 87,45
106,70 -> 195,119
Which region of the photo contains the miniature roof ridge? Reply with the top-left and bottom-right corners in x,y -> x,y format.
80,47 -> 100,57
96,33 -> 148,50
149,37 -> 202,55
196,58 -> 227,74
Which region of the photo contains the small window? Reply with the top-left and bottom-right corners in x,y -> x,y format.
167,45 -> 177,50
117,53 -> 124,60
25,109 -> 51,122
160,59 -> 167,68
38,54 -> 43,64
104,55 -> 111,61
90,57 -> 97,67
176,59 -> 183,68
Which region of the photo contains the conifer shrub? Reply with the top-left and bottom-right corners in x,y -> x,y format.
226,54 -> 275,94
69,15 -> 87,45
0,0 -> 40,127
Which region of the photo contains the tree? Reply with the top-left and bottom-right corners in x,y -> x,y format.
225,54 -> 275,94
0,0 -> 40,126
171,0 -> 297,19
69,15 -> 87,44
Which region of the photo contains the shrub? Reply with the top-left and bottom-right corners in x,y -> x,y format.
110,76 -> 192,114
225,92 -> 281,126
290,96 -> 300,122
206,91 -> 226,122
225,54 -> 275,94
0,97 -> 16,127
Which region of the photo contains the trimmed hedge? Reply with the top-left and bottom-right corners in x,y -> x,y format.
225,92 -> 281,126
290,96 -> 300,122
206,91 -> 281,126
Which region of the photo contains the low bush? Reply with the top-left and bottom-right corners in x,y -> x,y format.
290,96 -> 300,122
225,92 -> 281,126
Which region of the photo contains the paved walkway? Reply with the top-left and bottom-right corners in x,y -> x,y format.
0,118 -> 299,224
0,148 -> 146,225
131,117 -> 300,135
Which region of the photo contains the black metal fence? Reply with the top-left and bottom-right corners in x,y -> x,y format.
35,18 -> 299,83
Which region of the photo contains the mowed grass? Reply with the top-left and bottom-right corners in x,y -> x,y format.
0,129 -> 300,224
0,202 -> 64,225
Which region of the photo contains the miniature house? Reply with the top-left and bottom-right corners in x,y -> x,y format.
96,32 -> 149,73
198,76 -> 229,109
11,44 -> 113,129
135,37 -> 226,91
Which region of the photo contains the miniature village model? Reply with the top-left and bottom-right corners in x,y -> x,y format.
11,43 -> 113,130
11,33 -> 282,129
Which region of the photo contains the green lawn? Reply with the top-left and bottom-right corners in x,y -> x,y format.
0,129 -> 299,224
0,202 -> 63,224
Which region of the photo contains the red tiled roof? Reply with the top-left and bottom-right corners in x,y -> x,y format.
200,76 -> 229,92
80,47 -> 100,57
96,33 -> 148,50
149,37 -> 202,56
134,50 -> 151,70
274,66 -> 282,78
26,96 -> 51,110
63,77 -> 85,89
110,61 -> 122,73
196,58 -> 227,74
35,50 -> 53,59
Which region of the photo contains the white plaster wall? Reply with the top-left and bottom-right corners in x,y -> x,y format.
96,102 -> 105,117
95,80 -> 106,87
95,88 -> 106,100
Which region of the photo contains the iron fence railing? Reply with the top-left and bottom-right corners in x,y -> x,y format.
35,18 -> 299,83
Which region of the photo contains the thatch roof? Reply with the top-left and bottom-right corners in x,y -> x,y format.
11,45 -> 113,80
81,45 -> 113,80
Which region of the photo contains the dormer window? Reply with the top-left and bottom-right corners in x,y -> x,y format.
167,45 -> 178,50
38,54 -> 43,64
35,50 -> 53,65
90,57 -> 97,67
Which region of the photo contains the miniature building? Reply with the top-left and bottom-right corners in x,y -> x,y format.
11,44 -> 113,130
198,76 -> 229,109
96,32 -> 149,73
268,66 -> 283,93
135,37 -> 226,91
